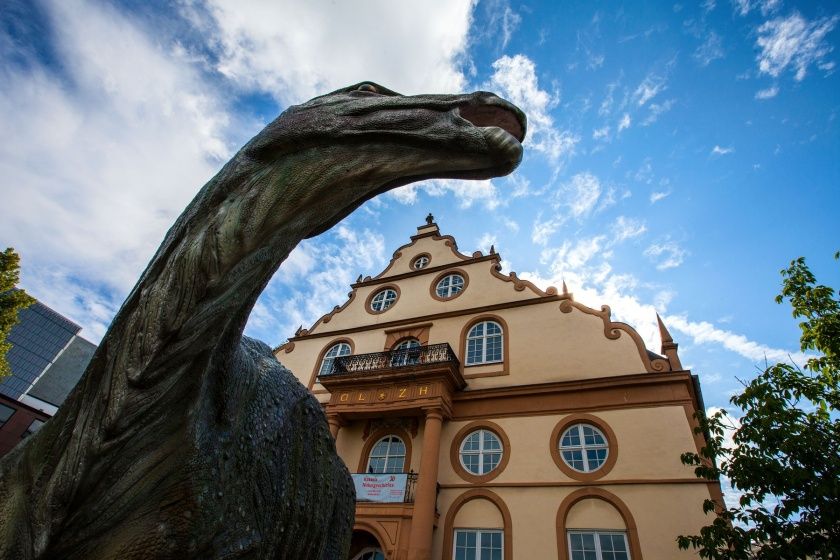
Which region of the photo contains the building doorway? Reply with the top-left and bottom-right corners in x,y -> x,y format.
348,530 -> 386,560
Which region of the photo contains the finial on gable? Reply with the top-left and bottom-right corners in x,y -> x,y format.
656,313 -> 683,370
489,244 -> 496,255
425,212 -> 435,225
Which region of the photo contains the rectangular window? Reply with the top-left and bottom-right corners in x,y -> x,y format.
568,531 -> 629,560
22,418 -> 45,439
0,403 -> 15,426
454,529 -> 502,560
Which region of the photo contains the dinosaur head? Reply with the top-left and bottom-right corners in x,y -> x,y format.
243,81 -> 527,237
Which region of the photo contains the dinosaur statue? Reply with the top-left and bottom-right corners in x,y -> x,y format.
0,82 -> 526,559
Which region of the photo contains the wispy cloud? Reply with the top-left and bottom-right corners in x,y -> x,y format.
488,54 -> 580,162
650,190 -> 671,204
592,126 -> 611,140
634,74 -> 667,106
562,172 -> 603,218
694,31 -> 725,66
756,12 -> 839,81
641,99 -> 675,125
611,216 -> 647,243
734,0 -> 782,17
755,85 -> 779,99
644,239 -> 687,270
618,113 -> 632,132
711,145 -> 735,155
389,178 -> 501,210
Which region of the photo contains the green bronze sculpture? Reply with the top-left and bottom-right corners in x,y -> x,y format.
0,82 -> 526,559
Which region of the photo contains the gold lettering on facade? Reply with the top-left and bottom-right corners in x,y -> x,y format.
339,393 -> 349,402
357,392 -> 366,401
419,385 -> 429,396
378,391 -> 386,401
398,387 -> 408,398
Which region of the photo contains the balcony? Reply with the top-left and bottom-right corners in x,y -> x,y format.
321,343 -> 459,378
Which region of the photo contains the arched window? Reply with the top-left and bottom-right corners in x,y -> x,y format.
367,435 -> 406,474
435,273 -> 465,299
352,548 -> 386,560
466,321 -> 503,365
318,342 -> 351,376
370,288 -> 398,312
459,429 -> 503,475
391,338 -> 421,367
559,424 -> 609,473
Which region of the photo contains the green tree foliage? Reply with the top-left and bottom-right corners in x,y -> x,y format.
678,253 -> 840,559
0,248 -> 36,379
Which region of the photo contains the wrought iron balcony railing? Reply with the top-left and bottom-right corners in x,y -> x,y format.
322,343 -> 459,377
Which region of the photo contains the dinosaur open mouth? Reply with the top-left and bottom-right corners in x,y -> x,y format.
458,104 -> 526,143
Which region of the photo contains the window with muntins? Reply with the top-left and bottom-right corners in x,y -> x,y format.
391,338 -> 421,366
352,548 -> 386,560
567,531 -> 630,560
436,273 -> 465,298
466,321 -> 503,365
22,418 -> 44,439
371,288 -> 398,312
319,342 -> 351,376
460,429 -> 503,475
560,424 -> 609,472
454,529 -> 503,560
367,435 -> 406,474
413,255 -> 430,269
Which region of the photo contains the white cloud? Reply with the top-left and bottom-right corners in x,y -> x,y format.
561,172 -> 602,218
642,99 -> 675,126
735,0 -> 782,17
694,31 -> 725,66
592,126 -> 611,140
611,216 -> 647,243
195,0 -> 475,103
634,74 -> 667,106
650,190 -> 672,204
755,85 -> 779,99
0,0 -> 236,341
667,316 -> 809,364
388,178 -> 500,210
756,12 -> 839,81
644,240 -> 687,270
618,113 -> 632,132
488,54 -> 580,162
476,232 -> 497,254
711,145 -> 735,155
599,81 -> 619,116
531,215 -> 564,246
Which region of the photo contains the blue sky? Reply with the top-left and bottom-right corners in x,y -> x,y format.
1,0 -> 838,424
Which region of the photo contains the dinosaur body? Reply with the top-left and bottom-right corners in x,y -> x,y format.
0,82 -> 526,559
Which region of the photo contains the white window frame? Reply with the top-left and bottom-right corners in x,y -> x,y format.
371,288 -> 398,312
391,338 -> 421,367
453,528 -> 504,560
459,429 -> 503,475
366,435 -> 406,474
318,342 -> 351,376
567,530 -> 630,560
465,320 -> 503,365
413,255 -> 430,269
436,273 -> 465,298
559,424 -> 610,473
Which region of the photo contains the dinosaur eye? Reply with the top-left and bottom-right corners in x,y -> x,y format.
357,83 -> 378,93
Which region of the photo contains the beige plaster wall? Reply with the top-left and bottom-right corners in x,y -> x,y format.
437,407 -> 697,485
566,499 -> 625,529
452,498 -> 504,528
434,485 -> 711,560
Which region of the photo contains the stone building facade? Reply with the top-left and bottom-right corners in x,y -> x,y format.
275,218 -> 720,560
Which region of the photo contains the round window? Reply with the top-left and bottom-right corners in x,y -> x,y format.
370,288 -> 397,312
459,429 -> 503,475
413,255 -> 430,269
559,423 -> 609,472
435,273 -> 465,299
